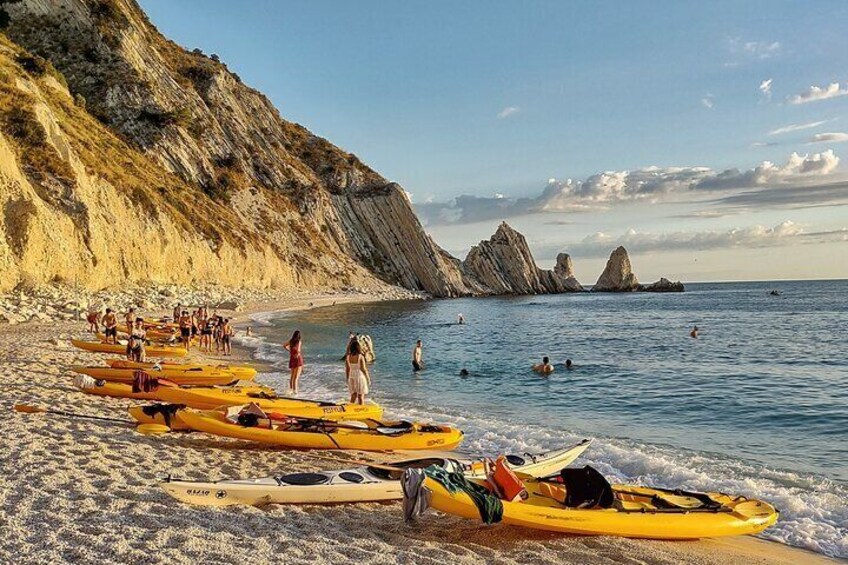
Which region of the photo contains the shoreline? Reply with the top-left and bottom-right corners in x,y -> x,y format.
0,291 -> 839,564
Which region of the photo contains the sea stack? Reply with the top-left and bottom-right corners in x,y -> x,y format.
551,253 -> 585,292
462,222 -> 583,294
593,246 -> 641,292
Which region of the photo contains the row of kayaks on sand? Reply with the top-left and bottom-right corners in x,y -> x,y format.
66,337 -> 779,539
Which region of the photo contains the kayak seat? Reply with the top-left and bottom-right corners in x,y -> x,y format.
277,473 -> 330,486
339,472 -> 364,483
505,454 -> 525,466
560,466 -> 614,509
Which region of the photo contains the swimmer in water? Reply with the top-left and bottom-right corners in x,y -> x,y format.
532,356 -> 554,375
457,313 -> 464,325
459,368 -> 469,376
690,325 -> 699,338
565,359 -> 573,370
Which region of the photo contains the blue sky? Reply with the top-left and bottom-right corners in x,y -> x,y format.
141,0 -> 848,281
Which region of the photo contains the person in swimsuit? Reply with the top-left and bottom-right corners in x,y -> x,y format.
128,317 -> 147,362
197,316 -> 209,352
345,339 -> 371,405
86,308 -> 101,333
533,356 -> 554,375
172,303 -> 181,323
284,330 -> 304,395
690,325 -> 699,338
179,310 -> 192,351
412,339 -> 423,371
102,309 -> 118,344
221,318 -> 233,356
124,308 -> 135,336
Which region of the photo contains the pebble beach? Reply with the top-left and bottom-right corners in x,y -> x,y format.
0,288 -> 837,565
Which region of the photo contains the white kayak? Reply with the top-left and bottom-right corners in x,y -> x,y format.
160,439 -> 592,506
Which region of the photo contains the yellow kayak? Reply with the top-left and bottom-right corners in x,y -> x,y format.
81,380 -> 383,421
107,359 -> 257,379
173,407 -> 463,451
422,466 -> 778,539
72,366 -> 243,387
96,330 -> 183,343
71,339 -> 187,358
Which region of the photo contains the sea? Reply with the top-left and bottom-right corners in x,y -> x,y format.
236,279 -> 848,558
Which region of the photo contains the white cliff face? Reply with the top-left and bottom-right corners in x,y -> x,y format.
593,246 -> 641,292
3,0 -> 474,296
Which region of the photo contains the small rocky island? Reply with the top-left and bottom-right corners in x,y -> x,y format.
462,224 -> 683,295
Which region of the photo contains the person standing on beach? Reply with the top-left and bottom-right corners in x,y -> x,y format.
284,330 -> 304,395
412,339 -> 424,371
86,308 -> 101,333
179,310 -> 192,351
128,318 -> 147,362
124,307 -> 135,336
172,303 -> 181,323
345,339 -> 371,404
102,309 -> 118,344
221,318 -> 233,356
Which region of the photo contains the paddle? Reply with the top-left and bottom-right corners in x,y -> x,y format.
14,404 -> 131,424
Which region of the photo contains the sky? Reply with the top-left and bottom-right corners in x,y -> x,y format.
140,0 -> 848,282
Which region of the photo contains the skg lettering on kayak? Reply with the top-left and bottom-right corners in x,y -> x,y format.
322,406 -> 344,413
427,439 -> 445,446
186,489 -> 211,496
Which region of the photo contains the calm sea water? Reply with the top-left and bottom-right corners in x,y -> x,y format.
239,280 -> 848,558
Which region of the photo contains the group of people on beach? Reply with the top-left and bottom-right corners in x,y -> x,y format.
173,303 -> 234,355
86,303 -> 235,359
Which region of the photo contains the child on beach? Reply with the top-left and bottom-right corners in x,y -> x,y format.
284,330 -> 304,395
345,339 -> 371,405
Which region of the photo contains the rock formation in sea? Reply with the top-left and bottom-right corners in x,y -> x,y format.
462,223 -> 583,294
592,247 -> 683,292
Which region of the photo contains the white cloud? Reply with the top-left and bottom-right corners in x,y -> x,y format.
789,82 -> 848,105
725,38 -> 781,66
497,106 -> 519,119
768,120 -> 828,136
752,141 -> 779,148
557,220 -> 847,258
759,78 -> 773,100
701,96 -> 714,109
414,151 -> 844,225
808,132 -> 848,144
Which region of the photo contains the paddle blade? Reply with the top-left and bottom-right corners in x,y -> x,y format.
14,404 -> 44,414
136,424 -> 171,436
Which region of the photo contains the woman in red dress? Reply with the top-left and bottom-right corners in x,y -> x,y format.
284,330 -> 304,395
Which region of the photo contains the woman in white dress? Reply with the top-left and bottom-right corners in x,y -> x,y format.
345,339 -> 371,405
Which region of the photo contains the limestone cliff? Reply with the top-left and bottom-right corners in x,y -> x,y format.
593,247 -> 684,292
462,223 -> 583,294
1,0 -> 473,296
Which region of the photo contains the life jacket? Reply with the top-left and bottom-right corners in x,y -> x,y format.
486,455 -> 528,502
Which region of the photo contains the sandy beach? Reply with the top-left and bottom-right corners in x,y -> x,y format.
0,293 -> 837,565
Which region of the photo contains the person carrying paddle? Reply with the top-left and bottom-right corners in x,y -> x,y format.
284,330 -> 304,395
103,309 -> 118,344
345,338 -> 371,405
